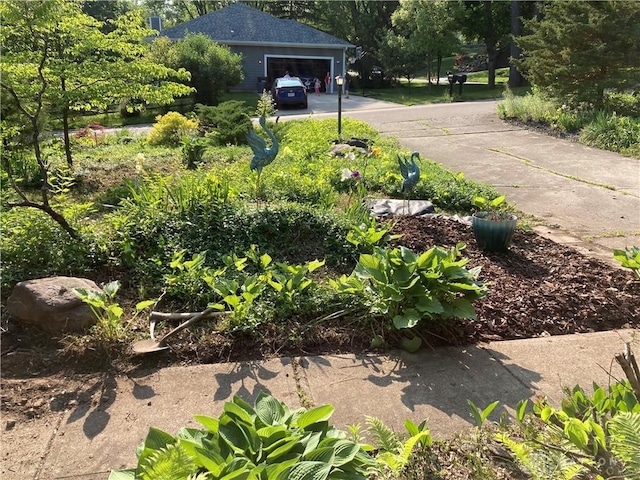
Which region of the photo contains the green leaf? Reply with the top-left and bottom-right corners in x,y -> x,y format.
224,402 -> 254,425
255,392 -> 287,426
295,404 -> 334,429
135,299 -> 156,312
103,280 -> 121,298
449,298 -> 477,320
565,418 -> 589,450
194,415 -> 219,432
144,427 -> 176,450
108,469 -> 136,480
287,461 -> 332,480
516,399 -> 529,423
393,309 -> 422,330
331,440 -> 361,466
399,334 -> 422,352
302,446 -> 335,464
414,296 -> 444,314
307,259 -> 325,273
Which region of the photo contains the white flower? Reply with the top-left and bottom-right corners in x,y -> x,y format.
346,152 -> 356,161
341,168 -> 352,181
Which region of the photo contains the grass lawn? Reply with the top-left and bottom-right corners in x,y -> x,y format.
360,82 -> 528,106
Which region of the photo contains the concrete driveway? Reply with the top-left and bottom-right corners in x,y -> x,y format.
280,95 -> 640,260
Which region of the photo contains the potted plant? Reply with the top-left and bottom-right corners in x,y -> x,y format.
471,195 -> 517,252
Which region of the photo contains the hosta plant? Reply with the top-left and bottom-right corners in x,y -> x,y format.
109,391 -> 376,480
613,246 -> 640,281
331,243 -> 486,335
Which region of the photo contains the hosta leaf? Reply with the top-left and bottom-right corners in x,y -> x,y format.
108,470 -> 136,480
415,296 -> 443,314
449,298 -> 477,320
302,446 -> 335,464
332,440 -> 361,466
144,427 -> 176,451
262,456 -> 301,480
307,259 -> 325,273
393,309 -> 422,330
219,422 -> 250,453
257,425 -> 286,446
224,402 -> 254,425
296,404 -> 334,429
194,415 -> 219,433
399,334 -> 422,353
266,438 -> 301,461
255,392 -> 287,426
193,446 -> 225,476
287,461 -> 332,480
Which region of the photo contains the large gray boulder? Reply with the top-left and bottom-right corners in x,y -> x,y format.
6,277 -> 101,334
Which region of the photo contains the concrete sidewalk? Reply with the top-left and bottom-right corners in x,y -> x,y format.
3,330 -> 638,479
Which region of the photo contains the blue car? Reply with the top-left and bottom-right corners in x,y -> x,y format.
272,77 -> 308,109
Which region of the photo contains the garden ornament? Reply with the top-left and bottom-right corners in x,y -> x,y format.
246,115 -> 279,200
398,151 -> 421,214
132,307 -> 227,354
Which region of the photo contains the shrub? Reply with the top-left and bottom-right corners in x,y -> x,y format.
146,111 -> 199,147
181,136 -> 208,170
497,89 -> 557,123
194,101 -> 252,146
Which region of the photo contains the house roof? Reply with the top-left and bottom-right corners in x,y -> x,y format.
159,2 -> 353,49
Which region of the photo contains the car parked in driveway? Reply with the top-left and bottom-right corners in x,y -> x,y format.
272,77 -> 308,109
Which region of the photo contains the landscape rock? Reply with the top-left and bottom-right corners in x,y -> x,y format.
6,277 -> 101,334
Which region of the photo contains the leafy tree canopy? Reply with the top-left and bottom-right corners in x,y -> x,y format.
516,0 -> 640,105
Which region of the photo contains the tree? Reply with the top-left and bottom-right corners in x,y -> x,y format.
387,0 -> 460,85
153,33 -> 244,106
379,30 -> 425,85
457,0 -> 511,89
516,0 -> 640,105
0,0 -> 193,237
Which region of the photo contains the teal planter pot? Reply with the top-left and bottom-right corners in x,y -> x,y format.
472,212 -> 517,252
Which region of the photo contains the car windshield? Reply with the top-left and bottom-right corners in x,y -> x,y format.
276,78 -> 304,87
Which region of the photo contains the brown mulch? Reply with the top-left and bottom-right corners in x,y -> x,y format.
389,216 -> 639,344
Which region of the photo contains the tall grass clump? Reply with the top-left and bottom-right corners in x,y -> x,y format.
580,112 -> 640,156
497,88 -> 557,123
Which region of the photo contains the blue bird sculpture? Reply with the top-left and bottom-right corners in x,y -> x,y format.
246,116 -> 279,201
398,151 -> 421,214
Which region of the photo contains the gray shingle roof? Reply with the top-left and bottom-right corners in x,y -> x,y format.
159,2 -> 353,48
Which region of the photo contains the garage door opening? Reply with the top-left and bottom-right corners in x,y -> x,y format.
267,57 -> 331,91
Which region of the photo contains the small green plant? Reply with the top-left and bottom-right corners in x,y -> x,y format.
497,381 -> 640,479
74,281 -> 156,342
468,400 -> 500,427
181,136 -> 208,170
365,416 -> 432,478
146,111 -> 199,147
346,218 -> 401,254
613,246 -> 640,280
472,194 -> 510,220
109,391 -> 376,480
255,89 -> 277,118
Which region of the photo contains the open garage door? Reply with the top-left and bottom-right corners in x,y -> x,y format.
267,57 -> 331,92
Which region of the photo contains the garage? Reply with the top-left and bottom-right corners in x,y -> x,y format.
267,57 -> 331,90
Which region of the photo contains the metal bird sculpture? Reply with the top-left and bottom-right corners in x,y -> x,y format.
246,115 -> 279,202
398,151 -> 421,215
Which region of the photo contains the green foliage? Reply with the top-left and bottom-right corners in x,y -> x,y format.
153,33 -> 244,106
109,392 -> 376,480
181,136 -> 208,170
580,113 -> 640,157
365,416 -> 432,478
467,400 -> 500,427
346,219 -> 401,255
497,89 -> 557,124
516,1 -> 640,105
613,246 -> 640,281
498,381 -> 640,479
194,101 -> 252,146
330,244 -> 486,339
146,112 -> 199,147
74,280 -> 155,343
255,90 -> 277,118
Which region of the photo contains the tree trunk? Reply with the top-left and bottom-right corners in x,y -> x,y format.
508,0 -> 524,88
436,53 -> 442,85
484,1 -> 497,90
62,107 -> 73,167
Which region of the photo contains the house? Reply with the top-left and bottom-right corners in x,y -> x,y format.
157,2 -> 354,93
